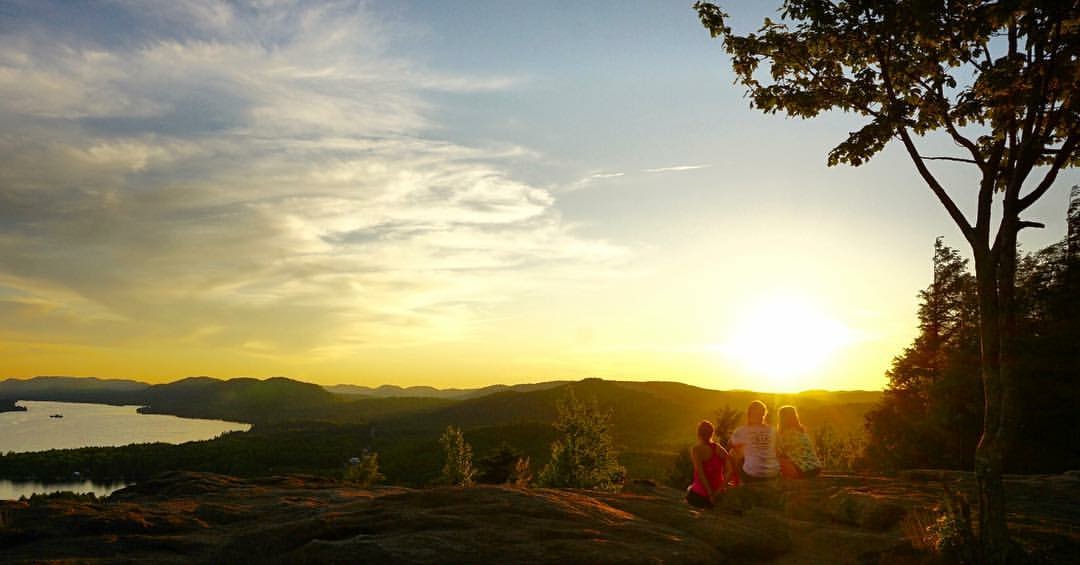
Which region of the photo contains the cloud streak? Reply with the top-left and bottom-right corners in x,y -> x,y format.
0,1 -> 626,364
642,164 -> 711,173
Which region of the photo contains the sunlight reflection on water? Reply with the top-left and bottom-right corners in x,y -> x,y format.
0,400 -> 250,499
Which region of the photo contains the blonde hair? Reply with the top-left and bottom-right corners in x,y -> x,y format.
777,405 -> 804,433
697,419 -> 715,442
747,400 -> 768,424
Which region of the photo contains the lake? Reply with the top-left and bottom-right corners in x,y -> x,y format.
0,400 -> 250,499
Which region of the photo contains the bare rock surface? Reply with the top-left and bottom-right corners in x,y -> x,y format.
1,471 -> 1078,563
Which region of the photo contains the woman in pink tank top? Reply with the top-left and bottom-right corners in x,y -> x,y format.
686,419 -> 731,508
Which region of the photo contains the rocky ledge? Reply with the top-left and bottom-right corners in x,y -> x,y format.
1,471 -> 1077,563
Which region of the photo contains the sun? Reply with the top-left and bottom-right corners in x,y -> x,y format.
716,293 -> 855,392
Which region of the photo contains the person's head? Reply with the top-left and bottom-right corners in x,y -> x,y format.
747,400 -> 768,425
696,419 -> 715,443
777,405 -> 803,433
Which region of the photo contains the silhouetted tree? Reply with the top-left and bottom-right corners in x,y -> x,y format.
696,3 -> 1080,557
538,391 -> 624,490
439,426 -> 474,486
865,238 -> 981,471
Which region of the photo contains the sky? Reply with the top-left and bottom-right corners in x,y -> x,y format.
1,1 -> 1076,391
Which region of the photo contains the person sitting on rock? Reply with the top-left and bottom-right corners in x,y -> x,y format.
686,419 -> 730,508
776,405 -> 822,479
729,400 -> 779,483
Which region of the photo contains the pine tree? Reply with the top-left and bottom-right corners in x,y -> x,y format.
538,391 -> 624,490
439,426 -> 474,487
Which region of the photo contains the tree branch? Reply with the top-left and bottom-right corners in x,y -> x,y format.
898,128 -> 975,241
1018,133 -> 1080,211
919,155 -> 980,165
875,42 -> 974,242
928,78 -> 988,171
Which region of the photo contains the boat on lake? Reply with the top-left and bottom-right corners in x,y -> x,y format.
49,414 -> 63,419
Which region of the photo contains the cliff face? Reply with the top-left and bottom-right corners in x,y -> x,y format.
1,471 -> 1077,564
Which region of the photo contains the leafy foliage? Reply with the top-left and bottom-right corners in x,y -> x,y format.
538,392 -> 625,490
438,426 -> 475,486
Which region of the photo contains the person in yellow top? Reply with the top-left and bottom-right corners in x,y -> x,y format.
776,405 -> 822,479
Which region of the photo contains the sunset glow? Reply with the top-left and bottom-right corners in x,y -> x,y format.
717,293 -> 856,392
1,2 -> 1076,391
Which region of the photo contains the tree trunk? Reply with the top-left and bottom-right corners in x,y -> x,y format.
973,217 -> 1020,563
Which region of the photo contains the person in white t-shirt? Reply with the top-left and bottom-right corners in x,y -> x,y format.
729,400 -> 779,482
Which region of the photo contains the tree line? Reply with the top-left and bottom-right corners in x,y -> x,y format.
865,187 -> 1080,473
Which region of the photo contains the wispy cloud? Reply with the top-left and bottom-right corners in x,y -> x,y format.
0,1 -> 627,360
642,164 -> 711,173
560,171 -> 626,193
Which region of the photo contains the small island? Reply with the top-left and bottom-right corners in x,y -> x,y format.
0,399 -> 27,413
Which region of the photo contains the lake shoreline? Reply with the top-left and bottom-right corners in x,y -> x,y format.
0,400 -> 250,459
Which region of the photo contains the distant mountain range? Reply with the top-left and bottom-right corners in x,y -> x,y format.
0,376 -> 149,405
0,375 -> 881,444
324,381 -> 570,399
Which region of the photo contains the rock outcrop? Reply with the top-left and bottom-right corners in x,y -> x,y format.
1,471 -> 1077,563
